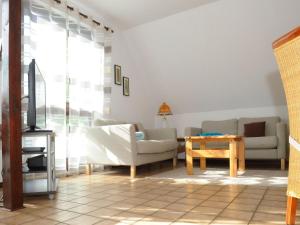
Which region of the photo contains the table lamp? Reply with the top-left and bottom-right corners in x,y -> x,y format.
158,102 -> 172,127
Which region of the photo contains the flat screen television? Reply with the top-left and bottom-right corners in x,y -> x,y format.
26,59 -> 46,131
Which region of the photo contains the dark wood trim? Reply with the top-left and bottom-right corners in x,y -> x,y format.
273,26 -> 300,49
1,0 -> 23,210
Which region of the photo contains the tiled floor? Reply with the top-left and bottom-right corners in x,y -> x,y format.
0,166 -> 299,225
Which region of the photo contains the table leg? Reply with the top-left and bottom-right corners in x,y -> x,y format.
200,142 -> 206,171
186,140 -> 193,175
238,138 -> 245,172
286,196 -> 297,225
229,141 -> 238,177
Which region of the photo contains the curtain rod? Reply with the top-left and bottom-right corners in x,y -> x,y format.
53,0 -> 114,33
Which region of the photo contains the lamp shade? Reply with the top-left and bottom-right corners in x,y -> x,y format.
158,102 -> 172,116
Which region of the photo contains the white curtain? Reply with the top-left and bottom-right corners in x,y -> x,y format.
22,0 -> 113,173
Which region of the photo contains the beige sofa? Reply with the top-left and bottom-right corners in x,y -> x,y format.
185,117 -> 287,169
79,121 -> 178,178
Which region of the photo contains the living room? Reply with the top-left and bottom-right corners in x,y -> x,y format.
2,0 -> 300,224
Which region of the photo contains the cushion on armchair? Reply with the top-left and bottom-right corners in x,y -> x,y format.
202,119 -> 238,135
136,139 -> 178,154
244,121 -> 265,137
245,136 -> 278,149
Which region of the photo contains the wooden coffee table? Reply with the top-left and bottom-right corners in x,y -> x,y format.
185,135 -> 245,177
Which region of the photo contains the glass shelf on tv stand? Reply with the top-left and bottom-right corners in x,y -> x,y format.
22,130 -> 57,199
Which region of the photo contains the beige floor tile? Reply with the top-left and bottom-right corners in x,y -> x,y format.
175,198 -> 202,206
171,222 -> 199,225
113,211 -> 145,222
259,199 -> 285,206
202,185 -> 223,191
164,203 -> 195,212
186,193 -> 211,200
252,212 -> 285,223
128,205 -> 159,216
238,193 -> 264,200
46,211 -> 81,222
178,212 -> 216,224
242,189 -> 266,195
263,194 -> 286,201
138,216 -> 173,225
0,213 -> 38,225
219,209 -> 253,221
88,208 -> 122,219
256,204 -> 286,214
167,192 -> 188,198
70,197 -> 98,204
227,202 -> 258,211
0,209 -> 20,219
104,195 -> 128,202
151,210 -> 186,221
155,195 -> 181,203
220,185 -> 245,192
138,193 -> 160,200
30,207 -> 63,217
94,220 -> 127,225
64,215 -> 101,225
108,202 -> 137,211
211,217 -> 248,225
208,195 -> 235,203
68,204 -> 98,214
125,197 -> 149,205
194,190 -> 218,195
52,202 -> 82,210
190,206 -> 223,215
87,199 -> 114,208
85,193 -> 111,200
22,218 -> 59,225
200,200 -> 229,209
215,191 -> 239,198
232,197 -> 261,205
143,200 -> 170,209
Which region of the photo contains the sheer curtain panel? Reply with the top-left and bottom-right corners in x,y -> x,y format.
22,0 -> 113,173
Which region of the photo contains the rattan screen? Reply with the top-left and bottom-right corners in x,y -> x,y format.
273,34 -> 300,198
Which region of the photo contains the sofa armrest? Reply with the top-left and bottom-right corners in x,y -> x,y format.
185,127 -> 202,136
78,124 -> 138,165
276,122 -> 287,159
144,128 -> 177,140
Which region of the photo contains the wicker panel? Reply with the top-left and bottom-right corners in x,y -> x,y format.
273,35 -> 300,198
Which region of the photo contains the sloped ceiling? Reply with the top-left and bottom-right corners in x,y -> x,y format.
121,0 -> 300,114
73,0 -> 219,29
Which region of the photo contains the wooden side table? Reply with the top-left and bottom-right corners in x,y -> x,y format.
185,135 -> 245,177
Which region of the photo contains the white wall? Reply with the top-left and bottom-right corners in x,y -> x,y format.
110,32 -> 156,128
120,0 -> 300,130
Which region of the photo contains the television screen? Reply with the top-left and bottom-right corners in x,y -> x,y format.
27,59 -> 46,131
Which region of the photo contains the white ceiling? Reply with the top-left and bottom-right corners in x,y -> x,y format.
74,0 -> 219,29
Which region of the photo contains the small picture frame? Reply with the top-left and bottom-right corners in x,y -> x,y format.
123,76 -> 130,96
114,65 -> 121,85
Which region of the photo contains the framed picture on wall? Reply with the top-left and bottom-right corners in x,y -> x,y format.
123,76 -> 130,96
114,65 -> 121,85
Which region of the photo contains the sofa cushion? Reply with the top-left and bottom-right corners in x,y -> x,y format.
202,119 -> 238,135
244,121 -> 266,137
137,139 -> 178,154
136,132 -> 145,141
238,117 -> 280,136
245,136 -> 278,149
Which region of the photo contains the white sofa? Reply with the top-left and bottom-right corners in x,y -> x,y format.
79,121 -> 178,178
